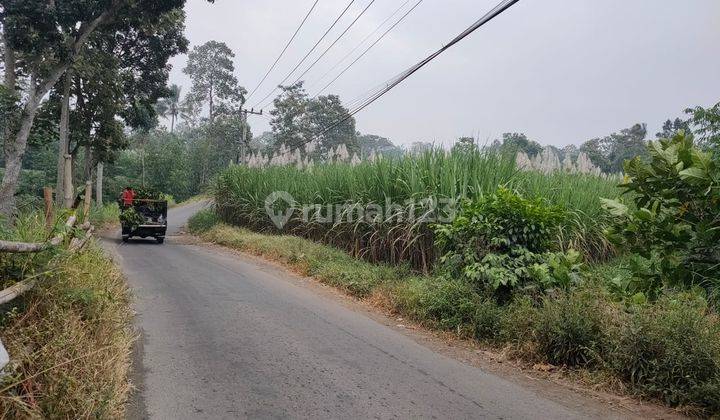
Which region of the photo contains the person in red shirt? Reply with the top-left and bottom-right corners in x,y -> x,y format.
121,187 -> 136,207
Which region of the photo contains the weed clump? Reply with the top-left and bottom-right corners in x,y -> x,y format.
188,208 -> 219,233
0,246 -> 133,418
608,292 -> 720,409
393,277 -> 481,336
534,288 -> 612,368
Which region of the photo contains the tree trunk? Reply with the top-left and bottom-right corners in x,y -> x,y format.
171,113 -> 176,133
55,72 -> 72,205
141,146 -> 146,187
63,154 -> 74,208
95,162 -> 104,205
208,84 -> 214,124
0,84 -> 42,217
1,37 -> 17,216
83,142 -> 94,182
3,38 -> 16,95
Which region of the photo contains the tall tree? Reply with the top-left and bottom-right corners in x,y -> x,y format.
452,137 -> 478,154
270,82 -> 357,157
73,8 -> 188,180
579,123 -> 648,173
496,132 -> 543,158
270,83 -> 311,150
686,101 -> 720,153
183,41 -> 244,124
606,123 -> 648,173
156,84 -> 183,133
0,0 -> 190,216
55,72 -> 73,205
656,117 -> 690,139
579,137 -> 610,172
357,133 -> 402,158
305,94 -> 357,157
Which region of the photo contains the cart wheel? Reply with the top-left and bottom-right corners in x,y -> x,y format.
156,237 -> 165,244
122,235 -> 130,243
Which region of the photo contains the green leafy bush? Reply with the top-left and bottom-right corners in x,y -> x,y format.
603,132 -> 720,298
434,188 -> 581,297
435,187 -> 565,254
609,293 -> 720,409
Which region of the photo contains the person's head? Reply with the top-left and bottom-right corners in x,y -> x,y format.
124,186 -> 131,191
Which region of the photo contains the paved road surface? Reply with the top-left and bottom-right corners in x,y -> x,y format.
102,202 -> 643,419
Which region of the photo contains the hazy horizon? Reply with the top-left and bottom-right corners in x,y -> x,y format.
167,0 -> 720,148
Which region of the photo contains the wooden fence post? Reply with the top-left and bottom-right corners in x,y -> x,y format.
83,180 -> 92,223
96,162 -> 104,206
43,187 -> 54,231
63,154 -> 74,208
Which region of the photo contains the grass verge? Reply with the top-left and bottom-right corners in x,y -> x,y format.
89,202 -> 121,227
173,194 -> 209,208
190,209 -> 720,415
0,214 -> 133,418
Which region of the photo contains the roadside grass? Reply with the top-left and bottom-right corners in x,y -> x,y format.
197,221 -> 406,298
173,194 -> 209,208
189,210 -> 720,414
89,202 -> 121,227
0,214 -> 134,418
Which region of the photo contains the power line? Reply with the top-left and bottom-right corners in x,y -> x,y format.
286,0 -> 378,92
313,0 -> 424,97
246,0 -> 320,102
251,0 -> 357,110
318,0 -> 519,137
263,0 -> 413,114
291,0 -> 520,150
344,68 -> 406,109
257,0 -> 377,111
306,0 -> 413,94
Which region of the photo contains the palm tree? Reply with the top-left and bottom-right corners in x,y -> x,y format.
156,84 -> 182,133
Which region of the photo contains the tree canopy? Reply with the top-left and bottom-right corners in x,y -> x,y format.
183,41 -> 245,123
0,0 -> 194,215
269,82 -> 358,158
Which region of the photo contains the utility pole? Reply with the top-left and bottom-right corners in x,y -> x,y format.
237,107 -> 263,165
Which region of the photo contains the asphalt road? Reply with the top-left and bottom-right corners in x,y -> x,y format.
102,202 -> 646,420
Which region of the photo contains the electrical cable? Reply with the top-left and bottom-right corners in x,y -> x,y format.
313,0 -> 424,97
289,0 -> 520,151
286,0 -> 378,91
306,0 -> 413,93
316,0 -> 519,138
246,0 -> 320,102
251,0 -> 357,109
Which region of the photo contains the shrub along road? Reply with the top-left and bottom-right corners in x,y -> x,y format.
102,202 -> 673,419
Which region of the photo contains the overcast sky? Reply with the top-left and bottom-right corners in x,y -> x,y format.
168,0 -> 720,148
